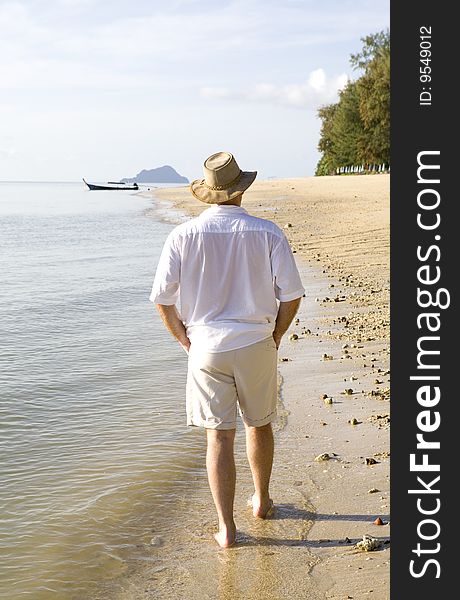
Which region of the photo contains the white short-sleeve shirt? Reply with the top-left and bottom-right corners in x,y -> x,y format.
150,204 -> 305,352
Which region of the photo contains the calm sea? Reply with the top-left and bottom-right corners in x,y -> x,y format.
0,182 -> 205,599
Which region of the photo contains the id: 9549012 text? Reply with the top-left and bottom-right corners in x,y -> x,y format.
419,26 -> 432,106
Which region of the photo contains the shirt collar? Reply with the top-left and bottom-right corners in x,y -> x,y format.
205,204 -> 248,215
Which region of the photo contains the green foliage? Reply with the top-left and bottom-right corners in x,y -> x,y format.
356,44 -> 390,164
350,30 -> 390,70
330,82 -> 362,167
316,103 -> 338,175
315,154 -> 334,176
316,30 -> 390,175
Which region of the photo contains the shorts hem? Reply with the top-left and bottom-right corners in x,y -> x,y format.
187,420 -> 237,430
241,409 -> 277,428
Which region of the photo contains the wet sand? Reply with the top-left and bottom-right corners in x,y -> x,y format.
104,175 -> 390,599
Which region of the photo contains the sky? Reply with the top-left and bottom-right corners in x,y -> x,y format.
0,0 -> 389,181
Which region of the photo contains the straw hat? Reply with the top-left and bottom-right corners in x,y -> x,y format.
190,152 -> 257,204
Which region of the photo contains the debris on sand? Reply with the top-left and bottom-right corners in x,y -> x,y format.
315,452 -> 332,462
374,450 -> 390,459
150,536 -> 164,547
289,333 -> 299,341
356,535 -> 382,552
348,417 -> 361,425
343,388 -> 354,395
322,353 -> 333,360
373,517 -> 385,526
365,457 -> 378,466
368,488 -> 380,494
368,388 -> 390,401
369,414 -> 390,429
321,393 -> 333,404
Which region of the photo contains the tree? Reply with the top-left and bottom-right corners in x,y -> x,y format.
350,30 -> 390,70
330,81 -> 362,167
356,42 -> 390,164
315,103 -> 338,175
315,29 -> 390,174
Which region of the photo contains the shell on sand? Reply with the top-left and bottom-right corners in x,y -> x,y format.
315,453 -> 331,462
150,536 -> 164,547
356,535 -> 381,552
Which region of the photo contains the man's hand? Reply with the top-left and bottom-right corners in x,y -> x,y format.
273,332 -> 282,350
179,336 -> 191,354
273,297 -> 302,349
155,304 -> 191,354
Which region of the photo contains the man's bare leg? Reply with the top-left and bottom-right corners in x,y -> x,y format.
206,428 -> 237,548
244,422 -> 274,518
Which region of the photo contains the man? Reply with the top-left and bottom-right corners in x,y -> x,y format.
150,152 -> 304,548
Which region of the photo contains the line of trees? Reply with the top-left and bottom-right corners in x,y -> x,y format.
315,30 -> 390,176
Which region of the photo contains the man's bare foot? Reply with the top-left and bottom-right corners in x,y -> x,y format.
250,493 -> 274,519
213,523 -> 236,548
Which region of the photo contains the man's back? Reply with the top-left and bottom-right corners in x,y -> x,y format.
150,204 -> 304,352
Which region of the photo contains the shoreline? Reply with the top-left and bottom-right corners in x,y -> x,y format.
115,176 -> 390,598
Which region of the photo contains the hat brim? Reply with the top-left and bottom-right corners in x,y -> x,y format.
190,170 -> 257,204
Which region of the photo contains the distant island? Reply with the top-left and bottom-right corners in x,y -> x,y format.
121,166 -> 189,184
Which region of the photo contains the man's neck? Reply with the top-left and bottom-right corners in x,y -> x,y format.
218,194 -> 243,207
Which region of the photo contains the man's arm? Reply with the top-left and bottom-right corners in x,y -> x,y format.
155,304 -> 190,353
272,298 -> 302,349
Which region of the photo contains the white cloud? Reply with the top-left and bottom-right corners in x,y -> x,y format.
56,0 -> 96,5
0,147 -> 16,158
1,1 -> 389,72
0,57 -> 146,90
201,69 -> 348,109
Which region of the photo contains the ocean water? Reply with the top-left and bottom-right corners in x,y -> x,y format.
0,182 -> 205,599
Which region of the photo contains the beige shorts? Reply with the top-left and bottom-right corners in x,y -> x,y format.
186,337 -> 278,430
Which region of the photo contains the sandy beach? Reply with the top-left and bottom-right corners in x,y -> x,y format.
108,174 -> 390,599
